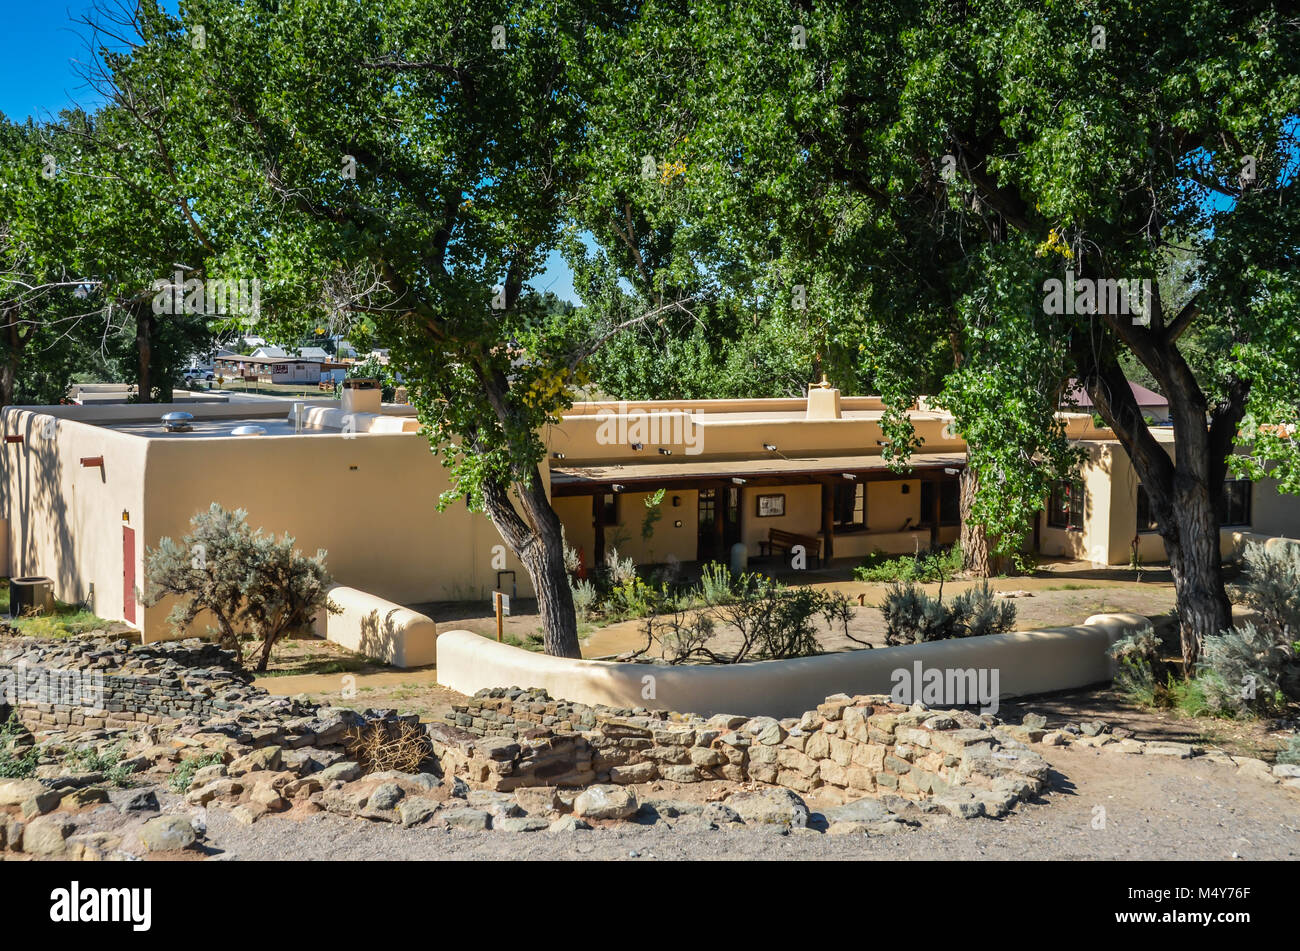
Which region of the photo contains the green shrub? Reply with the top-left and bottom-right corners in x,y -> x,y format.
0,712 -> 39,779
1198,622 -> 1290,716
168,752 -> 226,793
1277,735 -> 1300,766
697,561 -> 735,605
854,546 -> 962,583
570,578 -> 598,623
880,580 -> 1016,645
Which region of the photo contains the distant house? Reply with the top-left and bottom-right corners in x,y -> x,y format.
250,345 -> 287,359
1062,379 -> 1169,423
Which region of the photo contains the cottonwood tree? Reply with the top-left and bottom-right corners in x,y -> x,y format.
606,0 -> 1300,669
104,0 -> 645,657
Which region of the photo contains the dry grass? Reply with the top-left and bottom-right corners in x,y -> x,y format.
344,720 -> 433,774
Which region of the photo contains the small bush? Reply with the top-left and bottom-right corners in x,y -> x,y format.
1277,735 -> 1300,766
345,720 -> 433,773
697,561 -> 734,605
168,752 -> 225,792
854,546 -> 962,584
880,580 -> 1016,645
0,712 -> 39,779
1198,622 -> 1290,717
570,578 -> 598,622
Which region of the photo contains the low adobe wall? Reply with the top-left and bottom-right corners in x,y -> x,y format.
316,587 -> 437,668
435,613 -> 1149,719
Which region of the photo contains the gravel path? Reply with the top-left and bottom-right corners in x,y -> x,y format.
198,746 -> 1300,861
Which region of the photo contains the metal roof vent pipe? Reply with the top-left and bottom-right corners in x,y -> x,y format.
231,425 -> 267,437
161,411 -> 194,433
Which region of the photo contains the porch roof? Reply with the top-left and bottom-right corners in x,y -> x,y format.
549,452 -> 968,496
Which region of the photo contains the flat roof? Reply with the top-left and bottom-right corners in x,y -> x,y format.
99,417 -> 313,439
550,452 -> 968,494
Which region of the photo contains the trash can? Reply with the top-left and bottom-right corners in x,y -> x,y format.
729,542 -> 749,576
9,576 -> 54,617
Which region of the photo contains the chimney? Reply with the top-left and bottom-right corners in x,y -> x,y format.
806,378 -> 842,420
342,378 -> 383,416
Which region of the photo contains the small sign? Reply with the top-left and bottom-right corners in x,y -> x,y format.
494,591 -> 511,617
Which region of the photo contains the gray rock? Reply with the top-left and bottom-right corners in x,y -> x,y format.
121,790 -> 161,814
317,761 -> 364,784
397,797 -> 440,827
820,797 -> 894,825
496,816 -> 550,833
1021,713 -> 1048,730
726,788 -> 809,828
467,789 -> 524,819
368,783 -> 405,811
548,815 -> 591,833
700,801 -> 742,826
441,808 -> 491,831
573,784 -> 638,821
139,815 -> 197,852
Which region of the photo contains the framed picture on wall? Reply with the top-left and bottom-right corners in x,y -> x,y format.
756,493 -> 786,517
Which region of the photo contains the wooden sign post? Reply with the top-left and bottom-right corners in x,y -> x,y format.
493,591 -> 511,641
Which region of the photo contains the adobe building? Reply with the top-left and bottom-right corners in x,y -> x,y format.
2,383 -> 1297,648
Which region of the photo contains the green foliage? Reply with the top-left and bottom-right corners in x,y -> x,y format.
641,488 -> 667,542
1278,736 -> 1300,766
65,743 -> 137,788
697,562 -> 734,605
346,357 -> 397,402
168,752 -> 226,793
0,712 -> 39,779
144,504 -> 339,671
854,546 -> 962,584
881,581 -> 1017,645
569,578 -> 598,623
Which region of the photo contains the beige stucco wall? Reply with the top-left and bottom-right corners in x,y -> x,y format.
2,403 -> 536,642
436,612 -> 1149,719
317,586 -> 437,668
1,408 -> 149,622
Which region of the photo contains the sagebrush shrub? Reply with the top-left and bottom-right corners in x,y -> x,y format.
881,581 -> 1016,645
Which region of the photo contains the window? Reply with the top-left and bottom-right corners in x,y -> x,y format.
596,491 -> 619,526
1136,479 -> 1252,531
833,483 -> 864,530
1219,479 -> 1252,527
920,481 -> 961,526
1135,485 -> 1158,533
1047,480 -> 1085,530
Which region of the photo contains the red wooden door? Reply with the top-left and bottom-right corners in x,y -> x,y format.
123,526 -> 136,624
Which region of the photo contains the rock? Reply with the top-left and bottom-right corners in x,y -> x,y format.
514,786 -> 560,815
827,820 -> 870,835
120,790 -> 160,814
397,797 -> 440,827
610,762 -> 658,784
701,801 -> 742,826
227,746 -> 282,776
61,787 -> 111,809
23,815 -> 75,856
317,761 -> 363,784
186,778 -> 244,806
441,808 -> 491,831
467,790 -> 523,818
572,784 -> 638,821
1105,739 -> 1146,755
744,716 -> 786,745
1079,720 -> 1109,737
139,815 -> 198,852
820,797 -> 893,825
934,795 -> 986,819
726,788 -> 809,828
1021,713 -> 1048,730
496,816 -> 550,833
249,784 -> 288,811
66,832 -> 123,861
1144,742 -> 1194,759
368,783 -> 405,811
0,779 -> 49,807
20,789 -> 62,818
1041,731 -> 1070,746
1272,764 -> 1300,779
190,764 -> 227,787
548,815 -> 591,833
230,803 -> 267,825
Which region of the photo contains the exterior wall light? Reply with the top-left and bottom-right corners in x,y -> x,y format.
763,443 -> 777,451
630,443 -> 644,450
658,447 -> 672,455
80,456 -> 104,468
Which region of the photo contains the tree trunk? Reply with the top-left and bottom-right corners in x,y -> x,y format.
136,303 -> 153,402
480,468 -> 581,658
959,465 -> 990,577
1159,477 -> 1232,673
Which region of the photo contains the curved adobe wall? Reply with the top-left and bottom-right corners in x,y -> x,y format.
436,613 -> 1149,719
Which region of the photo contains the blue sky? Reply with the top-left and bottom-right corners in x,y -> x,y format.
0,1 -> 581,302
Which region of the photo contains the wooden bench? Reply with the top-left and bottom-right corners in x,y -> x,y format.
760,528 -> 822,567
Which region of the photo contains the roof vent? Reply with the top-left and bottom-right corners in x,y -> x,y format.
231,425 -> 267,437
161,411 -> 194,433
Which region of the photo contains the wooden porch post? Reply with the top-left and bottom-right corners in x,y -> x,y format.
930,476 -> 942,549
821,482 -> 835,563
593,492 -> 606,567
